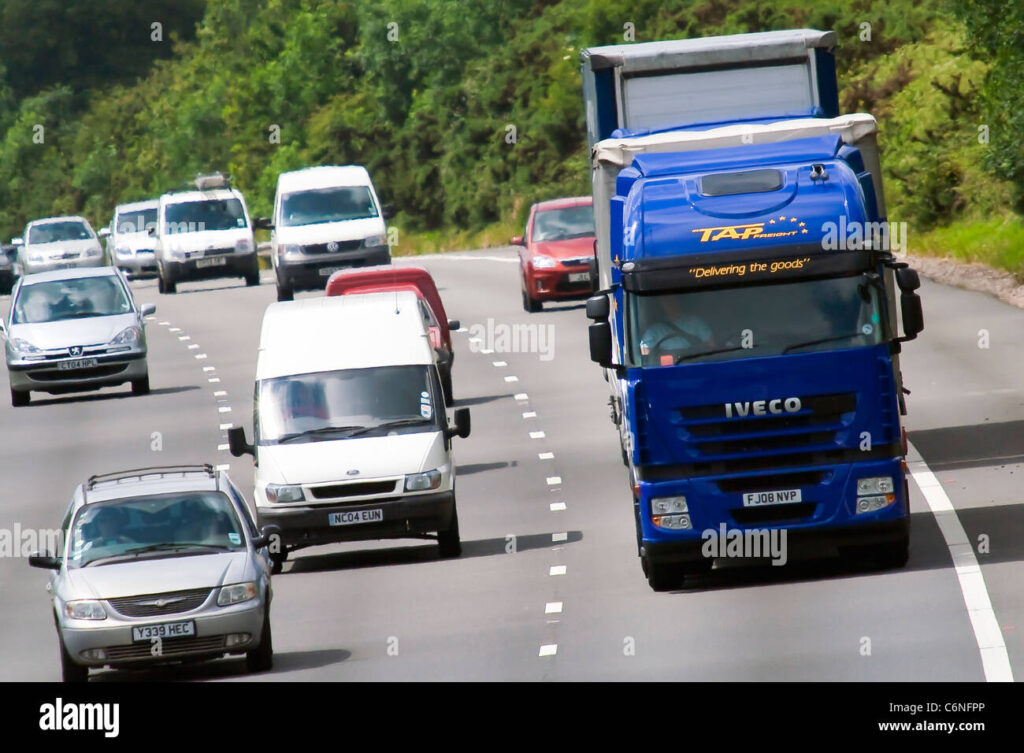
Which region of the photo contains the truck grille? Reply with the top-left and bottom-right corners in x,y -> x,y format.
108,588 -> 212,617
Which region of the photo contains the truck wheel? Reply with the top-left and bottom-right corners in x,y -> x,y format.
438,504 -> 462,558
868,536 -> 910,570
60,636 -> 88,683
246,607 -> 273,673
11,388 -> 29,407
644,558 -> 682,592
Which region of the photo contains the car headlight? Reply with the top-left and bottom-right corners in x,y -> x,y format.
280,244 -> 303,259
108,326 -> 141,346
217,582 -> 257,606
531,255 -> 557,269
115,246 -> 132,257
856,477 -> 894,495
166,246 -> 186,260
85,247 -> 101,257
651,496 -> 688,514
364,234 -> 386,248
9,337 -> 41,355
405,469 -> 442,492
235,238 -> 253,253
266,483 -> 304,503
65,600 -> 107,620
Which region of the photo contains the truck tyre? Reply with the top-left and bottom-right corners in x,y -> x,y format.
644,558 -> 682,592
868,535 -> 910,569
11,388 -> 29,407
246,606 -> 273,673
438,504 -> 462,558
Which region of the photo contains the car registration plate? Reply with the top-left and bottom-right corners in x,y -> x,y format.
742,489 -> 802,507
329,509 -> 383,526
196,256 -> 227,269
568,272 -> 590,283
132,620 -> 196,642
58,358 -> 98,371
319,266 -> 343,276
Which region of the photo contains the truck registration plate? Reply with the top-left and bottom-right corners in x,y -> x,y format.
742,489 -> 802,507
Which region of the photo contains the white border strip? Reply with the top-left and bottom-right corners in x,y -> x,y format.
907,441 -> 1013,681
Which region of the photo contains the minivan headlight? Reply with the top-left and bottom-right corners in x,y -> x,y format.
405,470 -> 442,491
66,600 -> 107,620
266,483 -> 304,503
218,582 -> 257,606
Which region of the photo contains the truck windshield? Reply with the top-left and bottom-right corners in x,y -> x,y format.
279,187 -> 379,227
626,273 -> 884,367
257,365 -> 442,445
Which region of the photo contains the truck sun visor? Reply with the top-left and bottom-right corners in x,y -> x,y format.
700,169 -> 783,196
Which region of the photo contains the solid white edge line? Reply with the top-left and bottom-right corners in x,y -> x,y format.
907,440 -> 1013,682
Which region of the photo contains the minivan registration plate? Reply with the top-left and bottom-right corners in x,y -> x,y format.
742,489 -> 802,507
329,509 -> 383,526
196,256 -> 227,269
132,620 -> 196,642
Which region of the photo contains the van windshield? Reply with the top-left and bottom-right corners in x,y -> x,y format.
279,187 -> 379,226
257,365 -> 442,445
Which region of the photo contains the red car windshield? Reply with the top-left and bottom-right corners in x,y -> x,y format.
532,205 -> 594,243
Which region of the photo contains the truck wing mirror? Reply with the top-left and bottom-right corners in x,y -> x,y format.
586,294 -> 609,321
899,291 -> 924,341
589,322 -> 613,366
895,267 -> 920,292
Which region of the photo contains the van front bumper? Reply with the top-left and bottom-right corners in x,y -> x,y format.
256,490 -> 455,548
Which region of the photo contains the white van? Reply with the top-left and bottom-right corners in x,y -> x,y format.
228,291 -> 470,571
259,165 -> 392,301
154,173 -> 259,294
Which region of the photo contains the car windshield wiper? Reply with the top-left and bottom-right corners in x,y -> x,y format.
347,417 -> 432,437
82,542 -> 230,566
672,346 -> 750,363
277,425 -> 365,443
48,312 -> 103,321
782,332 -> 866,354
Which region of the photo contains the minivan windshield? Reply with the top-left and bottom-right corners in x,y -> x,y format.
12,276 -> 132,324
279,187 -> 379,227
164,198 -> 247,233
28,221 -> 92,244
258,365 -> 441,445
67,492 -> 247,568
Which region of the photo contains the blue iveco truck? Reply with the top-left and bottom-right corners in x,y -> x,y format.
580,30 -> 924,590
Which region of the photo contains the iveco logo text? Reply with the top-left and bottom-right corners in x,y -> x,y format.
724,397 -> 801,418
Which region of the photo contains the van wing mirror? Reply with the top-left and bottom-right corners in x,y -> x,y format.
447,319 -> 460,332
448,407 -> 470,439
227,426 -> 255,457
253,217 -> 274,231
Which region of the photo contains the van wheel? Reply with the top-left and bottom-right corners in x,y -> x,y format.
60,636 -> 88,683
438,504 -> 462,558
11,388 -> 29,407
245,263 -> 261,287
159,273 -> 176,294
270,549 -> 288,574
276,283 -> 293,302
246,607 -> 273,673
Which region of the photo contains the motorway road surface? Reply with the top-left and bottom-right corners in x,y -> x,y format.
0,249 -> 1020,681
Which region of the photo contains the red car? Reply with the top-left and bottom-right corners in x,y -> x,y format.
513,196 -> 596,312
325,265 -> 459,402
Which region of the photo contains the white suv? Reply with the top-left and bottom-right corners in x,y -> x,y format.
154,174 -> 259,294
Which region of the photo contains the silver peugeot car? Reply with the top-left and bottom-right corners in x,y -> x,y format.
29,465 -> 278,682
2,266 -> 154,406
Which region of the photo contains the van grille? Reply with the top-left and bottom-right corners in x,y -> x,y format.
310,480 -> 399,500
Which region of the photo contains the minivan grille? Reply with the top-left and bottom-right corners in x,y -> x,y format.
102,635 -> 226,662
108,588 -> 212,617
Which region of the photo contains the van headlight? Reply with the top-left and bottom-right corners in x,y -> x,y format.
280,244 -> 303,259
364,234 -> 386,248
405,470 -> 442,491
65,600 -> 107,620
115,246 -> 132,258
235,238 -> 253,253
85,247 -> 102,257
266,483 -> 304,503
218,582 -> 257,606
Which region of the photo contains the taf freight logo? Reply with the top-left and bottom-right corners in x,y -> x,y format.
692,215 -> 810,243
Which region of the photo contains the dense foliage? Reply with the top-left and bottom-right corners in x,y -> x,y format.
0,0 -> 1019,250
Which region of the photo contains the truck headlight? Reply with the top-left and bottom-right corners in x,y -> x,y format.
65,600 -> 107,620
266,483 -> 304,503
651,496 -> 688,514
652,514 -> 692,530
109,326 -> 140,346
405,470 -> 442,491
217,582 -> 257,606
531,255 -> 557,269
857,477 -> 894,495
10,337 -> 41,355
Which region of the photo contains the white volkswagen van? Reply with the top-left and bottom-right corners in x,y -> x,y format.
259,165 -> 392,301
228,291 -> 469,571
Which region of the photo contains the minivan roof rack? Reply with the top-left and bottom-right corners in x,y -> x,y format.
85,464 -> 219,494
